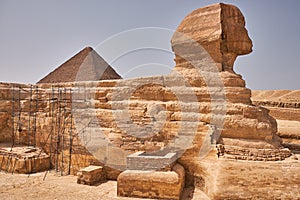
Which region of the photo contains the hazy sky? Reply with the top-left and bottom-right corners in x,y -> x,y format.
0,0 -> 299,90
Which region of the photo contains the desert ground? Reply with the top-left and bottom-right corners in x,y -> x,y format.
0,170 -> 209,200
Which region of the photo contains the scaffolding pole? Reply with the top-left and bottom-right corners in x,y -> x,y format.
33,85 -> 38,147
68,88 -> 73,175
49,86 -> 54,170
11,84 -> 15,149
60,87 -> 67,175
28,85 -> 32,146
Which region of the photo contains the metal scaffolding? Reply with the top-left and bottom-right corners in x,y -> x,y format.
49,87 -> 73,175
9,85 -> 74,176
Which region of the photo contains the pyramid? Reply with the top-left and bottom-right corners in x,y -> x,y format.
37,47 -> 121,83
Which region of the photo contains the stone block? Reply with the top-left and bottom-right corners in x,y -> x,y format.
117,163 -> 185,200
0,146 -> 50,174
77,165 -> 106,185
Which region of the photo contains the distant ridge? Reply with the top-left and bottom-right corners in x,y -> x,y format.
37,46 -> 121,83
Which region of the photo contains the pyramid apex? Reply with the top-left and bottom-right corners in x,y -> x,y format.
84,46 -> 94,51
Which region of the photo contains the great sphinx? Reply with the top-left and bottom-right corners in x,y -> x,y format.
97,3 -> 292,198
1,3 -> 298,200
172,3 -> 282,150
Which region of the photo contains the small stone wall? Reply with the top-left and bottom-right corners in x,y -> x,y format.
217,144 -> 291,161
0,146 -> 50,174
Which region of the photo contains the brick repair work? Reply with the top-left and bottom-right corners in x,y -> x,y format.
0,3 -> 299,200
126,150 -> 178,171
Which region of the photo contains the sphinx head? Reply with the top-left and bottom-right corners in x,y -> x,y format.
172,3 -> 253,72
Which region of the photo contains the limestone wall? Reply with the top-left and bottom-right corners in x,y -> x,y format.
0,75 -> 282,174
252,90 -> 300,154
0,78 -> 210,177
252,90 -> 300,121
0,83 -> 13,142
0,82 -> 99,176
0,58 -> 297,199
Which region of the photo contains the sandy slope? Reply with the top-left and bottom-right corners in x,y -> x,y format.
252,90 -> 300,103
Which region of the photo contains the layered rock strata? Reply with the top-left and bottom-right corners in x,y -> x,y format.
0,145 -> 50,174
170,3 -> 294,197
252,90 -> 300,153
171,2 -> 288,162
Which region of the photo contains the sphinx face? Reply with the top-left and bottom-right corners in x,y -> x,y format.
222,5 -> 253,55
171,3 -> 253,72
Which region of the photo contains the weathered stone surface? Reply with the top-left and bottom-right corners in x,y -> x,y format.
172,3 -> 252,72
252,90 -> 300,118
252,90 -> 300,153
0,145 -> 50,174
117,163 -> 185,200
77,165 -> 106,185
171,3 -> 280,146
0,112 -> 9,130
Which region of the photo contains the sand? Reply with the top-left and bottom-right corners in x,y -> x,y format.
0,171 -> 208,200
